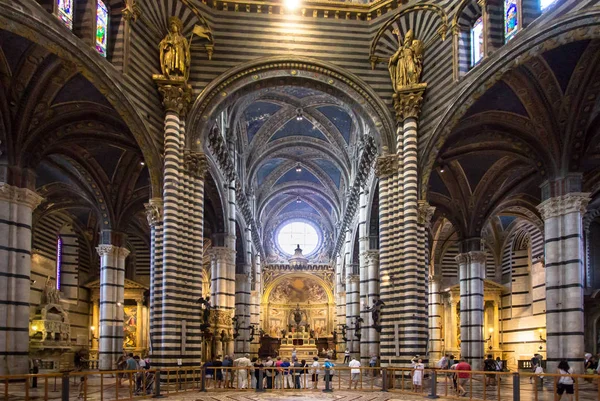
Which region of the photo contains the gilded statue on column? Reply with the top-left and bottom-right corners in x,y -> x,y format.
159,16 -> 191,82
388,29 -> 424,91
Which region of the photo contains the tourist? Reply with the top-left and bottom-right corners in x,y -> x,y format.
556,360 -> 574,401
348,357 -> 361,389
29,358 -> 39,388
437,354 -> 449,370
311,357 -> 321,389
234,353 -> 252,389
484,354 -> 497,386
281,357 -> 293,388
291,347 -> 297,361
343,349 -> 350,364
534,362 -> 544,389
264,356 -> 275,389
213,356 -> 223,388
116,355 -> 127,385
275,356 -> 283,389
300,359 -> 309,388
529,354 -> 540,383
449,358 -> 458,391
222,355 -> 233,388
293,358 -> 303,389
203,359 -> 214,389
253,357 -> 263,390
455,358 -> 471,397
369,355 -> 377,377
125,353 -> 138,388
585,354 -> 597,383
323,358 -> 335,385
411,356 -> 424,392
495,357 -> 503,382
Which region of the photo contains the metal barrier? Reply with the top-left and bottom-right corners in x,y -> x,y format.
3,365 -> 600,400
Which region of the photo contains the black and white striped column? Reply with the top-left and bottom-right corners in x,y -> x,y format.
365,250 -> 380,359
456,250 -> 486,370
145,198 -> 163,355
428,275 -> 443,362
358,188 -> 369,365
537,192 -> 590,373
346,274 -> 360,354
0,183 -> 43,375
97,240 -> 129,371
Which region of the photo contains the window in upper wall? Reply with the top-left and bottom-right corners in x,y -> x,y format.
504,0 -> 519,42
471,17 -> 484,66
540,0 -> 558,11
57,0 -> 74,30
96,0 -> 109,57
56,236 -> 63,290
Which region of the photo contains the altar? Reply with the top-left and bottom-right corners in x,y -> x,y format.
279,332 -> 318,359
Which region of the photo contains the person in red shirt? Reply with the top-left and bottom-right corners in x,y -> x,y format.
454,359 -> 471,397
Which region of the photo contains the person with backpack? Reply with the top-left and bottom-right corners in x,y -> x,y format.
484,354 -> 497,386
323,358 -> 335,387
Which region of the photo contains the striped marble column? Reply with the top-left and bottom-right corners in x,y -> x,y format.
365,250 -> 380,360
235,268 -> 251,356
145,198 -> 163,355
456,251 -> 486,370
250,254 -> 261,358
335,254 -> 345,329
537,192 -> 590,373
97,240 -> 129,371
428,275 -> 443,362
375,151 -> 398,366
358,189 -> 369,365
346,274 -> 360,355
0,183 -> 43,375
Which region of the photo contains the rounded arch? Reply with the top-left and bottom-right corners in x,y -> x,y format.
421,7 -> 600,198
187,56 -> 395,154
262,272 -> 334,305
0,3 -> 162,196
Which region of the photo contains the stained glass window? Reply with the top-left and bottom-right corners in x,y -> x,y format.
57,0 -> 73,30
56,236 -> 62,290
540,0 -> 558,11
96,0 -> 109,57
504,0 -> 518,42
471,17 -> 484,66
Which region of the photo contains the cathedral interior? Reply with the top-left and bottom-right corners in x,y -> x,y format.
1,0 -> 600,378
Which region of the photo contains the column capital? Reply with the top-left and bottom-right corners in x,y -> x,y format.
417,201 -> 436,225
468,251 -> 487,264
96,244 -> 118,256
393,84 -> 427,122
210,246 -> 235,263
119,247 -> 131,259
364,250 -> 379,265
0,183 -> 44,209
144,198 -> 163,227
375,154 -> 397,177
184,150 -> 208,178
122,0 -> 141,22
455,253 -> 469,265
154,80 -> 193,115
346,274 -> 360,284
537,193 -> 591,220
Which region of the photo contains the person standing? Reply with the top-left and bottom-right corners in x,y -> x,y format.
455,358 -> 471,397
264,356 -> 275,389
529,354 -> 540,383
274,356 -> 283,389
253,357 -> 263,390
411,357 -> 424,392
323,358 -> 335,386
292,358 -> 303,389
300,359 -> 309,389
348,357 -> 361,389
234,353 -> 252,389
222,355 -> 233,388
343,349 -> 350,364
556,360 -> 574,401
437,354 -> 449,370
311,357 -> 321,389
281,357 -> 293,388
369,355 -> 377,377
291,347 -> 297,361
213,356 -> 223,388
484,354 -> 497,386
203,359 -> 214,389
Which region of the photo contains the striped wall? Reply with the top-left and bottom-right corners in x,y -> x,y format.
442,242 -> 459,278
127,234 -> 151,281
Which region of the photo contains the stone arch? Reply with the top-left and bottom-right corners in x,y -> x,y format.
421,7 -> 600,198
0,3 -> 162,196
186,56 -> 396,154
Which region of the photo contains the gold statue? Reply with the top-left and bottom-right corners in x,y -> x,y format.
388,29 -> 424,91
159,16 -> 191,81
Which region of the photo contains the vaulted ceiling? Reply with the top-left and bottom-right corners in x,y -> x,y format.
230,85 -> 363,263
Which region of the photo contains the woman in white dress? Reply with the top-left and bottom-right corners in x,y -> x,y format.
411,357 -> 425,392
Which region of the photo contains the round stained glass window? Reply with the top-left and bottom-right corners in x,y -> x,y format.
277,221 -> 319,256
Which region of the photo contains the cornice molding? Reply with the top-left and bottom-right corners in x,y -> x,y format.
0,184 -> 44,210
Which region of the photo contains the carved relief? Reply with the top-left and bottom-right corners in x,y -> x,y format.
184,150 -> 208,178
144,199 -> 163,227
269,277 -> 327,304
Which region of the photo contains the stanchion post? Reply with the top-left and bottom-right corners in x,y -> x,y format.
256,368 -> 265,392
200,367 -> 207,392
428,370 -> 439,399
153,370 -> 163,398
61,373 -> 69,401
513,372 -> 520,401
381,368 -> 388,392
323,368 -> 333,393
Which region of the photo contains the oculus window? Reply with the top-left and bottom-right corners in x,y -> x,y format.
277,221 -> 319,256
540,0 -> 558,11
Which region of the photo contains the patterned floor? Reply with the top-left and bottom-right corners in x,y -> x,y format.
150,390 -> 430,400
